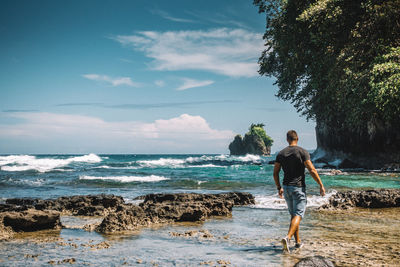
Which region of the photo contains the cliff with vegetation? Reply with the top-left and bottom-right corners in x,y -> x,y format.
254,0 -> 400,169
229,124 -> 273,156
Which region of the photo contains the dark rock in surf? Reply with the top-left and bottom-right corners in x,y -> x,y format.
97,192 -> 255,233
4,194 -> 124,216
1,209 -> 61,232
1,192 -> 255,235
294,256 -> 335,267
320,189 -> 400,210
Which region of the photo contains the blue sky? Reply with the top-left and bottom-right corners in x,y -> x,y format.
0,0 -> 316,154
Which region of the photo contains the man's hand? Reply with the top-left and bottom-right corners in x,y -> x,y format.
278,188 -> 284,198
320,185 -> 326,196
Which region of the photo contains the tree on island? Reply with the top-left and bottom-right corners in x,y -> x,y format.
254,0 -> 400,168
229,124 -> 273,155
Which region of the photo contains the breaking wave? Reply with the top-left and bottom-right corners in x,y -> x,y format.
252,190 -> 337,209
136,154 -> 267,168
0,154 -> 102,173
79,175 -> 170,183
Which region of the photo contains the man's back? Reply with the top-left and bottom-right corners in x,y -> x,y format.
276,146 -> 310,187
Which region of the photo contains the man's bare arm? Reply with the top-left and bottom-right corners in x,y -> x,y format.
273,162 -> 284,198
304,160 -> 326,196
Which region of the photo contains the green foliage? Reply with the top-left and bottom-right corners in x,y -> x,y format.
248,123 -> 274,147
253,0 -> 400,129
368,47 -> 400,122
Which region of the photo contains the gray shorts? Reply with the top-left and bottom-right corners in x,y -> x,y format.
283,185 -> 307,218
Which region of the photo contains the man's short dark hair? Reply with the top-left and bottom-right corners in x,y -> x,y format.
287,130 -> 298,142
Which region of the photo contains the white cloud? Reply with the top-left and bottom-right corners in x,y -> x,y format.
113,28 -> 264,77
82,74 -> 140,87
176,78 -> 214,91
0,112 -> 234,153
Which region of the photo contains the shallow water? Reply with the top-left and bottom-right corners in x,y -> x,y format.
1,154 -> 399,266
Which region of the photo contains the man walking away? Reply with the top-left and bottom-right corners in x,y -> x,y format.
273,130 -> 325,253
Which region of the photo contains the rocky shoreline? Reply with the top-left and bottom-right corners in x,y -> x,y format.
0,192 -> 255,239
320,189 -> 400,210
312,148 -> 400,172
2,190 -> 400,266
2,189 -> 400,238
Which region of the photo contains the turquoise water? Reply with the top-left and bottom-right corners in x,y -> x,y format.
1,154 -> 399,200
0,154 -> 399,266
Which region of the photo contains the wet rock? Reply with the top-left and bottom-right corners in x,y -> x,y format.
217,259 -> 231,265
141,194 -> 232,222
2,209 -> 61,232
0,219 -> 14,240
5,194 -> 124,216
58,258 -> 76,264
329,169 -> 343,175
96,204 -> 161,233
170,229 -> 213,239
24,254 -> 40,259
82,223 -> 99,232
294,256 -> 335,267
142,192 -> 254,207
2,193 -> 254,235
97,192 -> 254,233
0,204 -> 30,212
381,163 -> 400,172
320,189 -> 400,210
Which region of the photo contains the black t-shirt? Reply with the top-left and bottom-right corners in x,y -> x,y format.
276,146 -> 310,187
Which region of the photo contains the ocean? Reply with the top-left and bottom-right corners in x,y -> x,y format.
1,154 -> 399,266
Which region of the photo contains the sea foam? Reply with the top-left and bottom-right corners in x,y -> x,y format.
136,154 -> 265,169
79,175 -> 170,183
0,154 -> 102,172
137,158 -> 186,168
253,190 -> 337,209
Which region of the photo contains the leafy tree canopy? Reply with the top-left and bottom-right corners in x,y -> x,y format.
248,123 -> 274,147
253,0 -> 400,129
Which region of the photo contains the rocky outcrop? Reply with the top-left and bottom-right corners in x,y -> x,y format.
229,134 -> 270,156
0,192 -> 255,236
0,194 -> 124,240
3,194 -> 124,216
2,209 -> 61,232
294,256 -> 335,267
314,120 -> 400,170
229,135 -> 245,155
0,209 -> 61,240
97,192 -> 255,233
320,189 -> 400,210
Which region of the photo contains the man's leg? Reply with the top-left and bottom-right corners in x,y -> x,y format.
286,215 -> 301,241
294,223 -> 300,244
282,215 -> 301,253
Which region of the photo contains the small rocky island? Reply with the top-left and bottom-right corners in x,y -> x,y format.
229,123 -> 273,156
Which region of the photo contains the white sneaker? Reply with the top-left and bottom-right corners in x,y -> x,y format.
295,242 -> 303,249
281,237 -> 290,253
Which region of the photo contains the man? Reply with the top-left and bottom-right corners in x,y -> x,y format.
273,130 -> 325,253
